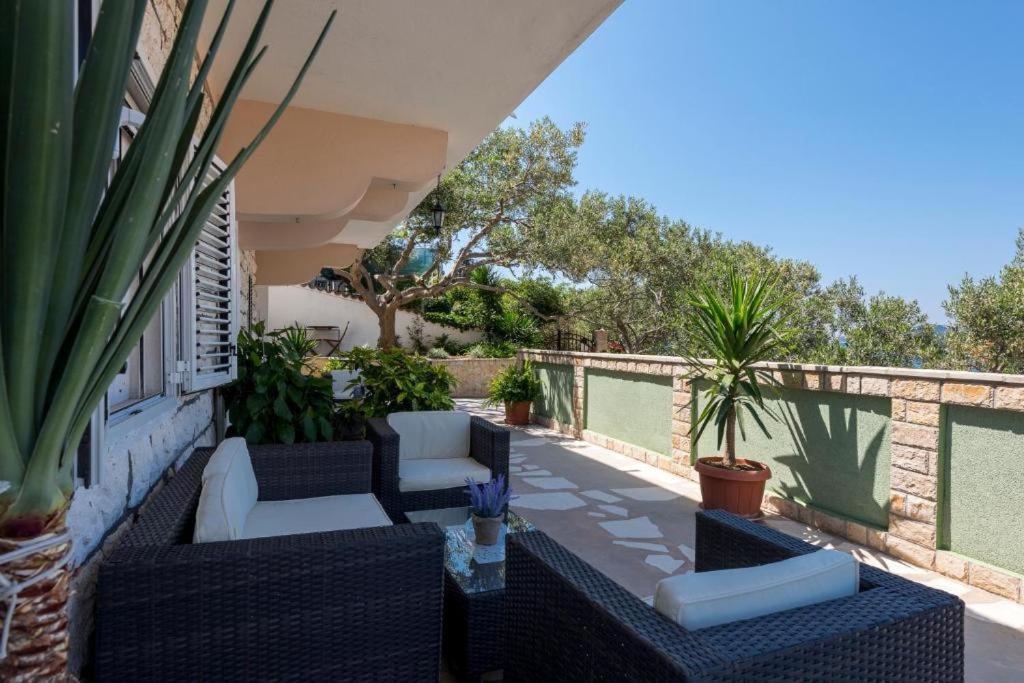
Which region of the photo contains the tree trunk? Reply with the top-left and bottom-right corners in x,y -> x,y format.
723,410 -> 737,468
377,307 -> 398,349
0,508 -> 72,682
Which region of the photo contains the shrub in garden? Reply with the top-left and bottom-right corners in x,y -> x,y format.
224,322 -> 334,444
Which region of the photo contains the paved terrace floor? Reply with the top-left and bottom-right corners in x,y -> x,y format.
456,399 -> 1024,682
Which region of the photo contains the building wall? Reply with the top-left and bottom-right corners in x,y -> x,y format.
521,349 -> 1024,605
692,382 -> 891,529
428,358 -> 514,398
585,369 -> 672,456
260,284 -> 482,351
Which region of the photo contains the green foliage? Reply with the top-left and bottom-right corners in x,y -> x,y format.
944,229 -> 1024,373
332,118 -> 584,349
465,342 -> 518,358
426,347 -> 450,359
334,348 -> 456,417
486,361 -> 542,406
224,323 -> 334,445
685,272 -> 792,467
0,0 -> 332,523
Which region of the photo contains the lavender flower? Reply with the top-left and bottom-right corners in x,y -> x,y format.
465,475 -> 515,518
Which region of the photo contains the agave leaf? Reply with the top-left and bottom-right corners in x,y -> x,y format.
2,1 -> 74,456
37,0 -> 146,398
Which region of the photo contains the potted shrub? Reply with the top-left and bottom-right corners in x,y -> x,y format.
685,271 -> 791,518
486,360 -> 541,425
466,475 -> 515,545
223,323 -> 335,444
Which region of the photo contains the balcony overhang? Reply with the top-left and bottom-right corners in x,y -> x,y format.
253,244 -> 361,286
201,0 -> 622,279
219,102 -> 447,250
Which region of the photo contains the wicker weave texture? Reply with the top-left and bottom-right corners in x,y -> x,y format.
368,415 -> 510,522
505,510 -> 965,682
94,441 -> 446,682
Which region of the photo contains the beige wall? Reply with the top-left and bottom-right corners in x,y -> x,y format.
260,285 -> 482,351
429,358 -> 514,398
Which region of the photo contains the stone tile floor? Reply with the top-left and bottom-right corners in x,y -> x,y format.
456,399 -> 1024,682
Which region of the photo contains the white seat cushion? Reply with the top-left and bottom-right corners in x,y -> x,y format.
194,439 -> 260,543
240,493 -> 392,540
398,457 -> 491,493
654,549 -> 858,630
387,410 -> 471,460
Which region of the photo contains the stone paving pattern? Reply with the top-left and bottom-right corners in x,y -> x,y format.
456,399 -> 1024,681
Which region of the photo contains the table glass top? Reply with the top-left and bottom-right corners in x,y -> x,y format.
406,506 -> 534,595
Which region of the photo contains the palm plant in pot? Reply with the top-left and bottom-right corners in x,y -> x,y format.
684,271 -> 792,518
485,360 -> 541,425
0,1 -> 332,677
465,475 -> 515,546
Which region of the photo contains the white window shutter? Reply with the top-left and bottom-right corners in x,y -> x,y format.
181,159 -> 239,392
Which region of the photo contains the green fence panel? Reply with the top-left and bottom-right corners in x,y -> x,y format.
533,363 -> 575,425
584,369 -> 672,455
693,381 -> 891,528
943,405 -> 1024,576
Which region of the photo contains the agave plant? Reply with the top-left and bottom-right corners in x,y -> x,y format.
0,1 -> 332,677
685,271 -> 793,469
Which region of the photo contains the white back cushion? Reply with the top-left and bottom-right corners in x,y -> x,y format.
201,437 -> 250,481
654,549 -> 858,630
194,439 -> 259,543
387,411 -> 471,460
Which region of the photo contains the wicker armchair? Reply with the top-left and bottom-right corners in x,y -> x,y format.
367,414 -> 510,521
94,441 -> 445,682
506,510 -> 964,682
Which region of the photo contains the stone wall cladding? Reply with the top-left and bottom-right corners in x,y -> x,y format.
67,391 -> 215,673
519,349 -> 1024,602
428,357 -> 515,398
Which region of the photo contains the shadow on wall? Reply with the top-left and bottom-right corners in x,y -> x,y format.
694,381 -> 891,529
772,390 -> 890,529
534,363 -> 575,425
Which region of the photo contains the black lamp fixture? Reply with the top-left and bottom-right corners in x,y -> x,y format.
430,173 -> 445,236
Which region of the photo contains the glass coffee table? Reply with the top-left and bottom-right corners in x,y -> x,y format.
406,506 -> 534,682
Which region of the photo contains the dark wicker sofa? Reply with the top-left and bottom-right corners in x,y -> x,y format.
367,415 -> 510,522
506,510 -> 964,682
94,441 -> 445,682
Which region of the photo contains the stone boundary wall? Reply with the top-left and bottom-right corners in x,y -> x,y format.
429,357 -> 515,398
520,349 -> 1024,603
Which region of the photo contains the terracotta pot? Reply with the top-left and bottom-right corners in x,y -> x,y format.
472,513 -> 504,546
695,456 -> 771,518
504,400 -> 532,425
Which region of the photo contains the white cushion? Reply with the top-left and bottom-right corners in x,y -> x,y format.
398,457 -> 491,493
240,493 -> 392,539
654,549 -> 858,630
387,410 -> 471,460
193,441 -> 259,543
201,437 -> 250,482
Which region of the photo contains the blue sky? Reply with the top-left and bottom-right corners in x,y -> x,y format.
508,0 -> 1024,322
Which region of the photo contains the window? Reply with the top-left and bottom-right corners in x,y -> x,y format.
74,27 -> 239,486
104,107 -> 176,422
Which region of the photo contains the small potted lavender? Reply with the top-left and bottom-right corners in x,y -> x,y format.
465,475 -> 514,546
